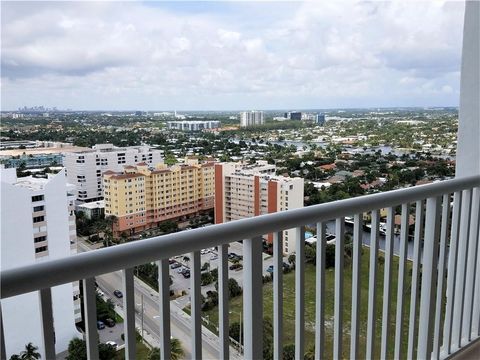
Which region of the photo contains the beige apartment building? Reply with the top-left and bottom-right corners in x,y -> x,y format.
215,161 -> 304,254
103,159 -> 215,236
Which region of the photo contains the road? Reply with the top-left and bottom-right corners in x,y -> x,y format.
78,240 -> 241,359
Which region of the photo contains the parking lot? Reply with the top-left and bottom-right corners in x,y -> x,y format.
168,241 -> 289,297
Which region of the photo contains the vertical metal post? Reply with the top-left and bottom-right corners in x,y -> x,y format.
433,194 -> 451,358
83,277 -> 99,360
0,304 -> 6,360
350,214 -> 362,360
380,207 -> 395,359
243,237 -> 263,359
417,196 -> 442,359
190,250 -> 202,359
407,200 -> 424,359
315,222 -> 326,360
443,191 -> 462,354
334,218 -> 344,359
218,244 -> 229,360
394,204 -> 409,359
295,226 -> 305,359
463,187 -> 480,341
141,294 -> 144,344
366,210 -> 380,359
452,189 -> 472,349
273,231 -> 283,360
123,268 -> 136,360
39,288 -> 56,360
158,259 -> 171,360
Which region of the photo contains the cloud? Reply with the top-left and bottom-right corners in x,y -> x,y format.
1,0 -> 465,110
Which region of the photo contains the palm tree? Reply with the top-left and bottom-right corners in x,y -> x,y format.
20,343 -> 41,359
170,338 -> 184,360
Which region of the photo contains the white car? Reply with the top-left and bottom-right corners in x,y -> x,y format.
105,341 -> 117,350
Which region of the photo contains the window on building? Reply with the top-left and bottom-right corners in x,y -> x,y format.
34,236 -> 47,243
35,246 -> 48,253
33,205 -> 44,212
32,195 -> 44,202
33,216 -> 45,223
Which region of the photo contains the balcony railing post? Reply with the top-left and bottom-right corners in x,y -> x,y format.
190,250 -> 202,359
334,218 -> 344,359
157,259 -> 171,360
295,226 -> 306,359
350,214 -> 362,360
315,222 -> 326,360
122,268 -> 136,360
83,277 -> 99,360
463,187 -> 480,341
452,189 -> 472,349
243,236 -> 263,359
417,196 -> 442,359
0,304 -> 5,360
39,288 -> 56,360
218,244 -> 229,360
273,231 -> 283,360
366,210 -> 380,359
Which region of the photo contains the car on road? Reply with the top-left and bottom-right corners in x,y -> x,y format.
200,249 -> 209,255
113,290 -> 123,298
97,321 -> 105,330
210,255 -> 218,261
229,263 -> 243,271
181,269 -> 191,278
104,318 -> 115,327
177,267 -> 185,274
266,265 -> 274,273
168,259 -> 176,264
170,262 -> 182,269
105,341 -> 118,350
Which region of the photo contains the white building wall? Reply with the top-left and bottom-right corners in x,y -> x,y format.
0,170 -> 81,358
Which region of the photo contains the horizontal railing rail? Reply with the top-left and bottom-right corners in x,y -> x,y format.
2,175 -> 479,299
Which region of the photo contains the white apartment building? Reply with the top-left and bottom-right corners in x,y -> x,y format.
63,144 -> 163,203
0,169 -> 81,358
215,161 -> 304,253
239,110 -> 265,127
167,120 -> 220,131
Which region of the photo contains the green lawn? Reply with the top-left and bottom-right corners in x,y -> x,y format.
202,246 -> 417,359
115,339 -> 151,360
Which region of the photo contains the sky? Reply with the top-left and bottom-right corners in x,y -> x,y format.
1,1 -> 466,111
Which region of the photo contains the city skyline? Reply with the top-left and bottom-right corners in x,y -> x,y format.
2,1 -> 465,110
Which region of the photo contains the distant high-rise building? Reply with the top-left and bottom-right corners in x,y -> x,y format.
284,111 -> 302,120
1,169 -> 81,358
63,144 -> 163,203
103,158 -> 215,236
239,110 -> 264,127
317,113 -> 326,125
214,161 -> 304,254
167,120 -> 220,131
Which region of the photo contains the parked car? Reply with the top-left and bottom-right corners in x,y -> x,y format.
113,290 -> 123,298
177,267 -> 185,274
182,269 -> 191,278
104,318 -> 115,327
266,265 -> 274,273
168,259 -> 176,264
170,262 -> 182,269
97,321 -> 105,330
229,263 -> 243,271
105,341 -> 118,350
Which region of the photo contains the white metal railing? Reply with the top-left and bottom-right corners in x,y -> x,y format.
1,175 -> 479,360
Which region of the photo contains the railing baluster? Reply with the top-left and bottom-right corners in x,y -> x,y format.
463,187 -> 480,342
157,259 -> 171,360
273,231 -> 283,360
443,191 -> 462,354
0,303 -> 5,360
218,244 -> 229,360
473,188 -> 480,338
366,210 -> 380,359
350,214 -> 362,360
315,222 -> 326,360
295,226 -> 305,359
243,236 -> 263,359
452,189 -> 472,349
394,203 -> 409,359
191,250 -> 202,359
432,194 -> 451,359
122,268 -> 136,360
83,277 -> 99,360
39,287 -> 56,360
417,196 -> 442,359
380,207 -> 395,359
334,218 -> 344,359
407,200 -> 424,359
